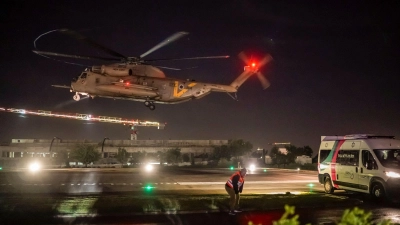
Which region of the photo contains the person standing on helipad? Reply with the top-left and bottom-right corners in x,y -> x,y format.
225,168 -> 247,215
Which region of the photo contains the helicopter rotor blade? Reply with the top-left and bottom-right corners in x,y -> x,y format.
139,31 -> 189,59
259,54 -> 273,67
256,72 -> 271,90
144,55 -> 229,62
238,51 -> 250,64
154,66 -> 182,71
58,28 -> 127,59
32,50 -> 120,62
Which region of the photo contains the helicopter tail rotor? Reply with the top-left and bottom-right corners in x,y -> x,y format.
238,52 -> 272,90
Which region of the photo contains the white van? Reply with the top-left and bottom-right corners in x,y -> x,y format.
318,134 -> 400,200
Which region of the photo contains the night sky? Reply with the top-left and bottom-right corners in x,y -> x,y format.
1,1 -> 399,153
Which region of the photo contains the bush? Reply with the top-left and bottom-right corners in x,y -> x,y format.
273,205 -> 391,225
217,158 -> 233,168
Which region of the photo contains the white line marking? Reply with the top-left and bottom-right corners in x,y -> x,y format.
177,180 -> 318,185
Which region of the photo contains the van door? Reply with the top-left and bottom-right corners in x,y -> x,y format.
358,150 -> 378,192
335,149 -> 360,190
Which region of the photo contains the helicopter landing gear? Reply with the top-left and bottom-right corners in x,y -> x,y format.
73,94 -> 80,101
144,100 -> 156,110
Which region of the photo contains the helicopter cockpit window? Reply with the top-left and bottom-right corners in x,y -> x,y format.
80,73 -> 87,79
72,75 -> 80,82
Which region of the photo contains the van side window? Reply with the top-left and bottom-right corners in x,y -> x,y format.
319,150 -> 330,163
337,150 -> 359,166
362,150 -> 378,170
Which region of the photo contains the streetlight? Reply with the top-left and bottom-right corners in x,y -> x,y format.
49,137 -> 61,153
102,137 -> 109,158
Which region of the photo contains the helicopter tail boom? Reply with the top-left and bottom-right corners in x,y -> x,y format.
229,71 -> 253,90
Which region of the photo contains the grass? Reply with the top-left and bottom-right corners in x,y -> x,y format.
0,192 -> 360,216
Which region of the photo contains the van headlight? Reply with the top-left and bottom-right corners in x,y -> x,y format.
385,171 -> 400,178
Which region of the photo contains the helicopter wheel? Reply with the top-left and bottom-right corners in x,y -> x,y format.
144,101 -> 151,107
73,94 -> 80,101
149,104 -> 156,110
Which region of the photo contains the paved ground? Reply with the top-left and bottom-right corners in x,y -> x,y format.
1,167 -> 400,224
0,167 -> 321,194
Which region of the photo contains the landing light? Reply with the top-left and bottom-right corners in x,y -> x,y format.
249,164 -> 256,172
29,162 -> 41,172
145,164 -> 153,172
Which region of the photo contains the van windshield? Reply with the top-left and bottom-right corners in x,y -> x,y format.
373,149 -> 400,169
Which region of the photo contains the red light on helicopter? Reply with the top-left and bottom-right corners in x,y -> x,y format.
251,62 -> 256,67
125,82 -> 130,85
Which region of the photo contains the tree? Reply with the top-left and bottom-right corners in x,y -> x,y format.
212,139 -> 253,162
229,139 -> 253,160
182,153 -> 190,162
70,144 -> 101,167
165,148 -> 181,164
53,149 -> 70,168
116,147 -> 128,164
285,145 -> 298,164
130,151 -> 146,165
212,145 -> 231,161
270,146 -> 287,167
157,150 -> 166,165
303,146 -> 313,157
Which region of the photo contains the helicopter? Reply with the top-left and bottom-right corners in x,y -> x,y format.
33,29 -> 272,110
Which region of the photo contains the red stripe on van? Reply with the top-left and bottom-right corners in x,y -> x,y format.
331,140 -> 344,188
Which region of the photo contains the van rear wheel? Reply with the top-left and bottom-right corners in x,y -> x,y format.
324,177 -> 334,194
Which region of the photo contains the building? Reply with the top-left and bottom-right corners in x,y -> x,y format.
295,155 -> 312,165
0,138 -> 228,168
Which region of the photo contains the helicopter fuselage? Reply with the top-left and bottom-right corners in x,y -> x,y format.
70,69 -> 237,106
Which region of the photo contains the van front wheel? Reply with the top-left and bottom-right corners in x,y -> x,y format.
324,177 -> 334,194
371,183 -> 385,201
